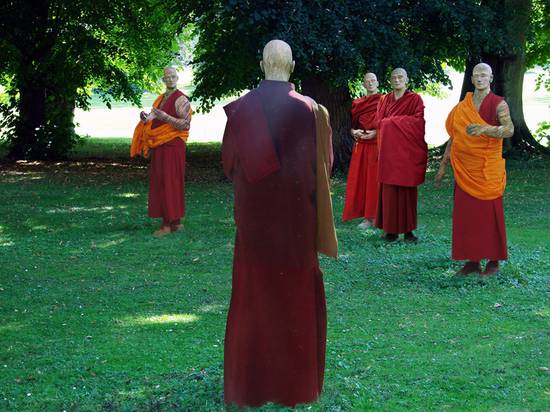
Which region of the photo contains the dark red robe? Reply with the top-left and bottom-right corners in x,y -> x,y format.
342,93 -> 382,221
222,80 -> 326,408
452,92 -> 508,261
148,90 -> 186,225
374,91 -> 427,234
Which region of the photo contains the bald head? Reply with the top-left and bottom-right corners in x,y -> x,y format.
161,66 -> 178,90
363,72 -> 379,94
390,68 -> 408,92
260,40 -> 295,81
471,62 -> 493,91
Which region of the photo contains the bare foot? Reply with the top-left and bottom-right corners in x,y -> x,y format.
357,219 -> 373,229
456,261 -> 481,276
480,260 -> 499,277
171,223 -> 184,233
153,225 -> 172,238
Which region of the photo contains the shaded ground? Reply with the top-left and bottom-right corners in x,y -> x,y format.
0,141 -> 549,411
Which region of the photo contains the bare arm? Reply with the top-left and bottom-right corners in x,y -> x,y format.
152,96 -> 192,130
435,139 -> 452,187
466,100 -> 514,138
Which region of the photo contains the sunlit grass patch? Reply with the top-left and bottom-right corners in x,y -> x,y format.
120,313 -> 200,326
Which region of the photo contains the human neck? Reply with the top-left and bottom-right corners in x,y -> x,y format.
165,86 -> 177,95
264,70 -> 291,82
366,89 -> 379,96
473,87 -> 490,99
393,88 -> 406,99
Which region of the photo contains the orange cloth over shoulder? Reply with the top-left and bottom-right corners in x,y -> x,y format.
446,92 -> 505,200
130,95 -> 190,158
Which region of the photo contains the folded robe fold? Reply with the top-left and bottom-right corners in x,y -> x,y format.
343,94 -> 382,222
376,91 -> 427,188
130,94 -> 190,159
447,92 -> 506,200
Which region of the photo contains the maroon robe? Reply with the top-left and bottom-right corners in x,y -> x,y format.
342,93 -> 382,221
148,89 -> 187,224
222,80 -> 326,408
374,91 -> 427,234
452,92 -> 508,261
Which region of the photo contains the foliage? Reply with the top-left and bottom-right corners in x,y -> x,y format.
0,140 -> 549,410
181,0 -> 501,112
0,0 -> 187,159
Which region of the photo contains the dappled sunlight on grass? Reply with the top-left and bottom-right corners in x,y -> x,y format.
120,313 -> 200,326
116,192 -> 140,198
196,304 -> 225,314
45,205 -> 129,214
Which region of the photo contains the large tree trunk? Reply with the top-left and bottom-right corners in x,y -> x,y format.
301,76 -> 352,172
9,76 -> 48,159
460,0 -> 546,154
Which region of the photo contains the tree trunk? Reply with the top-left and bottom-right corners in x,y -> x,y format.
460,0 -> 546,154
301,76 -> 352,172
8,77 -> 48,159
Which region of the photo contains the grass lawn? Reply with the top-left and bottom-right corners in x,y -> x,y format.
0,139 -> 549,411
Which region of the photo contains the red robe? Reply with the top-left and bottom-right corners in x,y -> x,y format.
342,93 -> 382,221
222,80 -> 326,408
451,92 -> 508,261
147,90 -> 187,224
374,91 -> 427,234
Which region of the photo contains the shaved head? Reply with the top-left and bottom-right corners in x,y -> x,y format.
391,67 -> 408,78
363,72 -> 379,94
390,67 -> 408,92
163,66 -> 177,76
472,63 -> 492,75
261,40 -> 295,81
471,62 -> 493,91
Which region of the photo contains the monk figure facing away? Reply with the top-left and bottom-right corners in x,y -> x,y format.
130,67 -> 192,237
375,68 -> 427,242
222,39 -> 337,408
342,73 -> 383,229
436,63 -> 514,276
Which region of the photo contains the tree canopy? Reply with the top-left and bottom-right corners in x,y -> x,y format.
0,0 -> 186,158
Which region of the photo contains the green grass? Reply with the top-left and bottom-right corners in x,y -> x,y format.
1,140 -> 549,411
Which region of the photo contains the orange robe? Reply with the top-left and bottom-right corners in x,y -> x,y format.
130,90 -> 190,223
447,92 -> 507,261
342,93 -> 382,221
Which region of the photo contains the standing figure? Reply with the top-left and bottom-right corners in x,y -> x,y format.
222,40 -> 337,408
436,63 -> 514,276
130,67 -> 192,237
342,73 -> 383,229
375,68 -> 427,242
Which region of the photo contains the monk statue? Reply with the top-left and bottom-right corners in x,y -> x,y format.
436,62 -> 514,276
342,73 -> 383,229
130,67 -> 192,237
222,39 -> 337,408
374,68 -> 427,242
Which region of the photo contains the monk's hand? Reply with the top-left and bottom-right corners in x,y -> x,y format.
351,129 -> 363,141
151,108 -> 169,121
466,123 -> 486,136
363,129 -> 377,140
140,111 -> 150,122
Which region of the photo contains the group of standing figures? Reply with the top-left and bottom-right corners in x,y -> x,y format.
130,39 -> 514,408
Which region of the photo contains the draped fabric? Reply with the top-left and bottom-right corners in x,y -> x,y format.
130,90 -> 190,159
374,91 -> 426,234
447,92 -> 506,200
376,91 -> 427,188
222,80 -> 335,408
448,92 -> 508,261
343,94 -> 382,221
